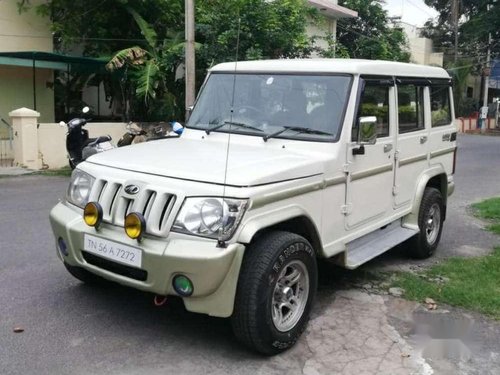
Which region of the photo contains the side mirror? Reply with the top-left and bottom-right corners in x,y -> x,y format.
353,116 -> 377,156
358,116 -> 377,145
82,106 -> 90,114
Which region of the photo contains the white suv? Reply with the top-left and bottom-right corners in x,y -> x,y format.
50,59 -> 456,355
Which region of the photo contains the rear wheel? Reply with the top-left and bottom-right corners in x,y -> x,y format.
231,231 -> 317,355
409,187 -> 444,259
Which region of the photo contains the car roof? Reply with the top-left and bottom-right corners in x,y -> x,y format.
209,59 -> 450,79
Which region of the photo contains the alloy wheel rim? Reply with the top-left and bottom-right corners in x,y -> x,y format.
425,203 -> 441,245
271,259 -> 309,332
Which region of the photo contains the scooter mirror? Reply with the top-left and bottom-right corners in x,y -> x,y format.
59,121 -> 66,127
82,106 -> 90,114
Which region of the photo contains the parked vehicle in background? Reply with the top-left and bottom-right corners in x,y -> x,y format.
49,59 -> 457,355
60,107 -> 113,169
116,122 -> 147,147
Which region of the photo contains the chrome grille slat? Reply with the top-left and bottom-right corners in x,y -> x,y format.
99,182 -> 121,222
147,193 -> 171,235
89,180 -> 106,203
92,179 -> 177,237
142,191 -> 156,217
113,197 -> 132,226
159,196 -> 176,232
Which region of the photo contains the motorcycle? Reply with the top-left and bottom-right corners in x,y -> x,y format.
117,122 -> 148,147
60,106 -> 113,169
117,121 -> 184,146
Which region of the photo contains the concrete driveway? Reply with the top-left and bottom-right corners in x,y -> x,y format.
1,134 -> 499,375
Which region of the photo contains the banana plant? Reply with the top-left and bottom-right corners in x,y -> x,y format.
107,8 -> 185,107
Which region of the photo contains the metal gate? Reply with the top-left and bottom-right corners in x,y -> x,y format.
0,117 -> 14,167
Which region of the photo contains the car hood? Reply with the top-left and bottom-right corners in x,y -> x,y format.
86,134 -> 326,186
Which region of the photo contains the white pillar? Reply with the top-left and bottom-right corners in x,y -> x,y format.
9,107 -> 41,170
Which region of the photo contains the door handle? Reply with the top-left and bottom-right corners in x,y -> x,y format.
420,136 -> 428,144
384,144 -> 393,153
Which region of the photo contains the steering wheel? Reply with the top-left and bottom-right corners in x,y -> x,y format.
237,105 -> 264,117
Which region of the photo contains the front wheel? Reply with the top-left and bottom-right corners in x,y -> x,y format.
231,231 -> 317,355
409,187 -> 444,259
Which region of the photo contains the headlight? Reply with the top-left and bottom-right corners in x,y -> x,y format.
66,169 -> 95,208
172,197 -> 247,240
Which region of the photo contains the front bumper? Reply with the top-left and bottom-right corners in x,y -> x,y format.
49,202 -> 244,317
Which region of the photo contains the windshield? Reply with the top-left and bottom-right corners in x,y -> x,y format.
187,73 -> 352,142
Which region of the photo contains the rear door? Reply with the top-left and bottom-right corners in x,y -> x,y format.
393,79 -> 429,209
427,82 -> 457,175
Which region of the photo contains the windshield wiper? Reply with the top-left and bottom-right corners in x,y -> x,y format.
205,120 -> 263,135
263,126 -> 333,142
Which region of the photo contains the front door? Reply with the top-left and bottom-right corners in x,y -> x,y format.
346,77 -> 396,230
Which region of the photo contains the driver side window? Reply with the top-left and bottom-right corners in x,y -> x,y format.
353,83 -> 390,141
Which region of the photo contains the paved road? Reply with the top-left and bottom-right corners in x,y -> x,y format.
1,134 -> 499,375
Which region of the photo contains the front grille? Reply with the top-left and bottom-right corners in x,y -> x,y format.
89,179 -> 177,237
82,251 -> 148,281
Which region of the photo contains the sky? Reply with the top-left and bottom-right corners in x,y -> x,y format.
382,0 -> 439,26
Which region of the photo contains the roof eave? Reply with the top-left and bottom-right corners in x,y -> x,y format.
307,0 -> 358,18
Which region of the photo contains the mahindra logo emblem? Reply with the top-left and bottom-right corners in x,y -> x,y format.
124,184 -> 140,195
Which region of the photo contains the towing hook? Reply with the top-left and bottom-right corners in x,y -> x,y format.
153,295 -> 168,306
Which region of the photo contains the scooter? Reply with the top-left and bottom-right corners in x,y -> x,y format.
60,106 -> 114,169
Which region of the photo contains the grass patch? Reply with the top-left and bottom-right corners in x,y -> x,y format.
392,248 -> 500,319
390,196 -> 500,319
37,167 -> 72,177
472,197 -> 500,234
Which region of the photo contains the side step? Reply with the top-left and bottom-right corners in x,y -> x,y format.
344,221 -> 418,269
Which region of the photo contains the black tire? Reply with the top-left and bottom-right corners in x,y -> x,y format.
231,231 -> 317,355
409,187 -> 444,259
64,262 -> 107,285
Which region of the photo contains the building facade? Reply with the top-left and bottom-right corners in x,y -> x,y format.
0,0 -> 55,123
306,0 -> 358,55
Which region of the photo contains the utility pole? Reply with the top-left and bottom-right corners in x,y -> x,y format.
481,3 -> 492,133
185,0 -> 195,121
451,0 -> 459,63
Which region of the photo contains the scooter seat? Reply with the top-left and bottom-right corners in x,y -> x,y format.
85,135 -> 112,147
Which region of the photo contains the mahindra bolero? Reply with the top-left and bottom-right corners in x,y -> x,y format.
50,59 -> 456,355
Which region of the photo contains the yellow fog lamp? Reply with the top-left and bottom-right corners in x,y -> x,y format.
83,202 -> 103,229
125,212 -> 146,241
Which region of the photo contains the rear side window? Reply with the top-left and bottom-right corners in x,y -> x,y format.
354,84 -> 390,140
397,84 -> 425,133
430,86 -> 452,126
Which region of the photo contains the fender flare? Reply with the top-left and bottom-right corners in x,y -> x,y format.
236,204 -> 323,253
402,165 -> 448,230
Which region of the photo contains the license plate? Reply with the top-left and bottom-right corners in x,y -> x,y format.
83,234 -> 142,268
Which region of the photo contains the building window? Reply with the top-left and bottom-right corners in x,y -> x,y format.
467,86 -> 473,98
398,84 -> 425,133
430,86 -> 452,127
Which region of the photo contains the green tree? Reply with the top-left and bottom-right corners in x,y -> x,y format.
336,0 -> 410,61
423,0 -> 500,68
195,0 -> 313,64
18,0 -> 184,57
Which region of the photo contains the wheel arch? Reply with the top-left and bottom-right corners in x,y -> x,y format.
237,209 -> 323,257
403,166 -> 448,229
